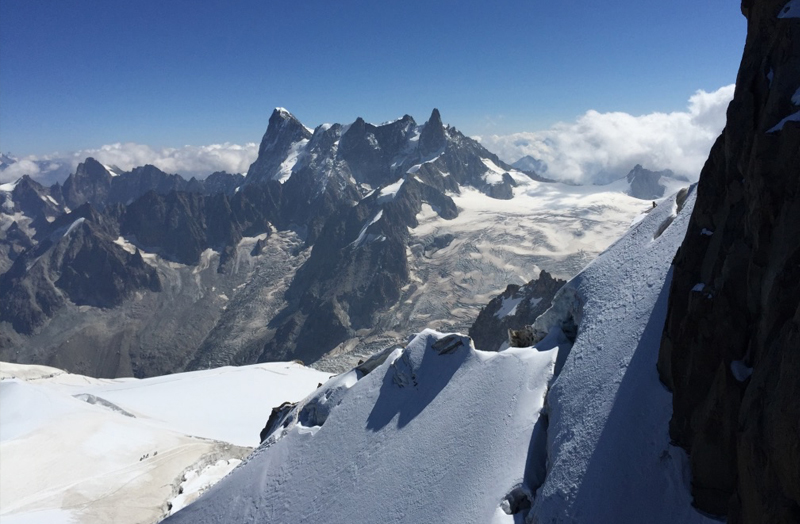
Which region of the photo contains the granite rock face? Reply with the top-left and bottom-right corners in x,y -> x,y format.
658,1 -> 800,521
0,206 -> 161,334
468,271 -> 565,352
61,158 -> 113,209
251,176 -> 459,364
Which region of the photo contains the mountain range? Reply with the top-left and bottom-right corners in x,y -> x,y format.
1,109 -> 657,378
1,1 -> 798,523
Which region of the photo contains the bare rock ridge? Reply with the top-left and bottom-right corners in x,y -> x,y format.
658,1 -> 800,521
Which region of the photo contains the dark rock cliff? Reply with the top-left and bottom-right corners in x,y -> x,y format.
658,1 -> 800,522
250,176 -> 458,365
469,271 -> 565,352
61,158 -> 113,209
0,207 -> 161,334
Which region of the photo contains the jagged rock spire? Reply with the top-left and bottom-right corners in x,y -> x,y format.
419,108 -> 446,157
246,108 -> 313,184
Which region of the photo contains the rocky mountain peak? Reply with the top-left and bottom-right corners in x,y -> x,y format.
419,108 -> 447,157
12,174 -> 46,194
264,107 -> 311,145
79,157 -> 112,179
245,108 -> 313,185
511,155 -> 546,175
62,157 -> 113,209
625,164 -> 671,200
10,174 -> 61,221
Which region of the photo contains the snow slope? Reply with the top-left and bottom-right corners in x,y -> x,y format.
0,362 -> 330,524
165,330 -> 568,524
166,184 -> 711,523
527,185 -> 715,523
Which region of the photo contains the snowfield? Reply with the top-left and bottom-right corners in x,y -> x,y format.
164,184 -> 714,523
0,362 -> 331,524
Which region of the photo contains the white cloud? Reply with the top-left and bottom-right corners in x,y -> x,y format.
3,85 -> 734,187
476,85 -> 735,184
0,142 -> 259,185
0,156 -> 74,185
73,142 -> 259,179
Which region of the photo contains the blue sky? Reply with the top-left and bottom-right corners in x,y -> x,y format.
1,0 -> 745,156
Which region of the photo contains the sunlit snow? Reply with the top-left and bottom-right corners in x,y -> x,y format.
0,362 -> 330,523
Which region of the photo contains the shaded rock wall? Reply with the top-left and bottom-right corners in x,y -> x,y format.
469,271 -> 565,352
658,1 -> 800,522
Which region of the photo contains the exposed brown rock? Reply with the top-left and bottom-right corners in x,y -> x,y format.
658,1 -> 800,521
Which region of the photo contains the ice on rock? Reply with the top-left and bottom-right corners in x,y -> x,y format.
778,0 -> 800,18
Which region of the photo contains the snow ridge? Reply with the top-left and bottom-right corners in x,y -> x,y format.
528,186 -> 716,523
165,330 -> 562,524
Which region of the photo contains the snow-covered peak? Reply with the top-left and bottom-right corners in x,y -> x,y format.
273,107 -> 294,118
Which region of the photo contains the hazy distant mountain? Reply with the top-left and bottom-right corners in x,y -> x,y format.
511,154 -> 546,174
623,164 -> 689,200
0,154 -> 74,186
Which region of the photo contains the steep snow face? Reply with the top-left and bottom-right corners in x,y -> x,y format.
528,186 -> 716,523
165,330 -> 566,524
0,362 -> 330,524
276,138 -> 309,183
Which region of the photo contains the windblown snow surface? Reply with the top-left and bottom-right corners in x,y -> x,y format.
528,186 -> 715,523
166,185 -> 714,523
0,362 -> 330,524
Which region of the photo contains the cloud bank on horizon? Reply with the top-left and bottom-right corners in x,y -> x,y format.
1,85 -> 734,186
1,142 -> 259,185
476,84 -> 734,184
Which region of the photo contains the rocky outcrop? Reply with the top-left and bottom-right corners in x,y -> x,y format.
244,108 -> 312,185
658,2 -> 800,522
0,206 -> 161,334
468,271 -> 565,352
0,222 -> 34,263
259,401 -> 297,444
